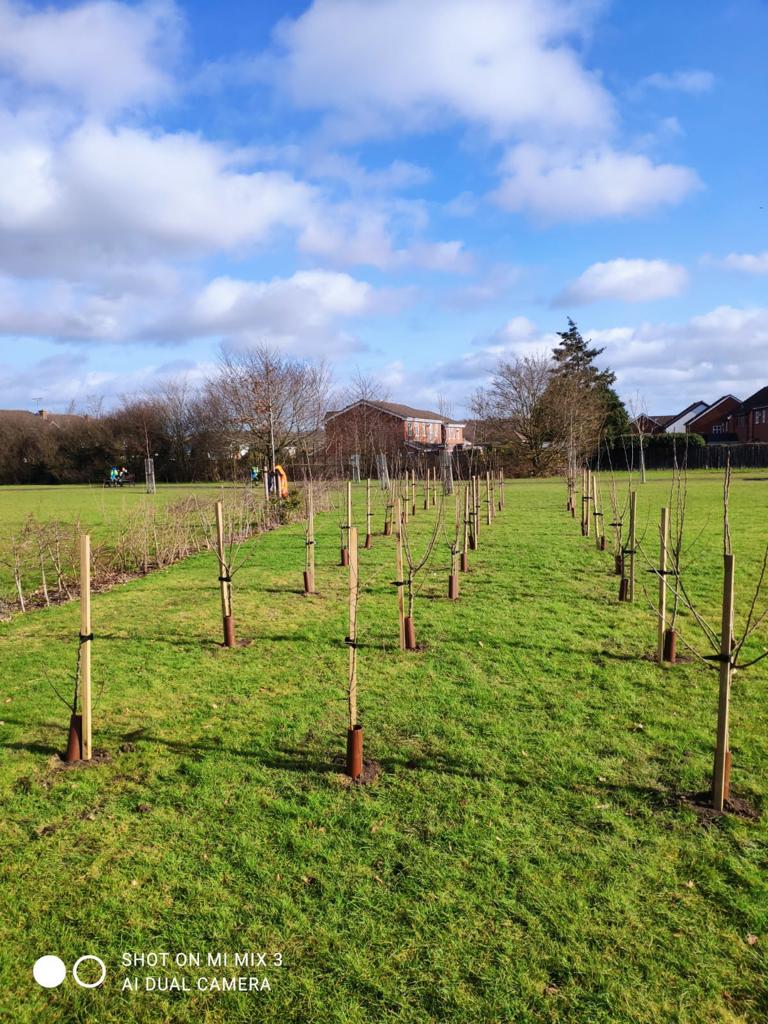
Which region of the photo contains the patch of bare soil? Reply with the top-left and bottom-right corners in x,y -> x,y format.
49,749 -> 112,772
678,790 -> 760,824
335,757 -> 382,787
640,651 -> 695,664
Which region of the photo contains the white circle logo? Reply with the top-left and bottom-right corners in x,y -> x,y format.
33,955 -> 67,988
72,955 -> 106,989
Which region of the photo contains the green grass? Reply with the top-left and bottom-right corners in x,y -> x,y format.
0,482 -> 234,537
0,482 -> 250,606
1,472 -> 767,1023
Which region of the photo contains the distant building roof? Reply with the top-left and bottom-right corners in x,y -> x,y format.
687,395 -> 741,428
739,386 -> 768,413
0,409 -> 86,427
326,399 -> 464,425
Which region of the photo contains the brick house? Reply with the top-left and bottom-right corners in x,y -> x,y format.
631,414 -> 676,435
686,395 -> 742,442
324,400 -> 466,462
726,386 -> 768,442
632,398 -> 740,441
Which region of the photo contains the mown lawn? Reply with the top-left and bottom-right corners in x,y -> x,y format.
1,472 -> 767,1023
0,482 -> 233,535
0,481 -> 250,607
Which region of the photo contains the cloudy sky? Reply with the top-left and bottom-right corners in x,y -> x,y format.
0,0 -> 766,416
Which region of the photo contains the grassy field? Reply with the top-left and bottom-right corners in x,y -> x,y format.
1,472 -> 767,1023
0,482 -> 254,608
0,482 -> 234,536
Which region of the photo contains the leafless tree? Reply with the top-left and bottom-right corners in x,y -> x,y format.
208,344 -> 332,472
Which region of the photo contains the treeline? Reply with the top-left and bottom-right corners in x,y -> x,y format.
0,347 -> 330,485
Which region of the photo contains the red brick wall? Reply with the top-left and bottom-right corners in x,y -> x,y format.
728,407 -> 768,442
443,424 -> 464,446
750,408 -> 768,442
325,406 -> 405,460
688,398 -> 741,437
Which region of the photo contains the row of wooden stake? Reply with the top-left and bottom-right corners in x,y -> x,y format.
64,472 -> 507,778
567,471 -> 733,812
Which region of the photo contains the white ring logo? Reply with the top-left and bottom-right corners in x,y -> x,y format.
72,955 -> 106,989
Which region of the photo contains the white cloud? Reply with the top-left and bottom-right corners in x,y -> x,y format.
493,144 -> 701,220
639,70 -> 715,95
265,0 -> 614,141
0,268 -> 389,355
445,191 -> 479,218
0,0 -> 181,113
297,202 -> 472,272
710,251 -> 768,275
306,153 -> 432,192
446,263 -> 522,309
405,303 -> 768,415
0,351 -> 215,410
555,258 -> 688,305
153,270 -> 378,344
588,305 -> 768,405
0,119 -> 465,279
0,121 -> 319,279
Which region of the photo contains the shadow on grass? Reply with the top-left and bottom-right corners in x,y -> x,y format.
3,740 -> 62,756
121,731 -> 529,785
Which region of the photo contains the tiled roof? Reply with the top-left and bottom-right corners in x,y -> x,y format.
327,400 -> 464,424
739,386 -> 768,412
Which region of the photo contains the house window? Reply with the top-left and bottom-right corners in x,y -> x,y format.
755,409 -> 767,425
712,423 -> 724,434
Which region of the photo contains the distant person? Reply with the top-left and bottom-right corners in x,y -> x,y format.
110,466 -> 118,485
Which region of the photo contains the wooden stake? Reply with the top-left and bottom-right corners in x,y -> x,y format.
593,473 -> 602,550
263,465 -> 269,503
498,468 -> 504,512
581,467 -> 587,532
348,527 -> 359,730
215,500 -> 234,646
657,507 -> 669,663
628,490 -> 637,602
712,552 -> 735,811
431,466 -> 436,507
347,480 -> 353,544
365,477 -> 372,546
305,484 -> 315,594
486,471 -> 492,526
474,475 -> 481,545
79,534 -> 92,761
411,470 -> 417,516
585,469 -> 592,538
395,499 -> 406,650
462,484 -> 470,565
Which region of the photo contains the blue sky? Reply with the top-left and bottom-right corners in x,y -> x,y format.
0,0 -> 766,417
